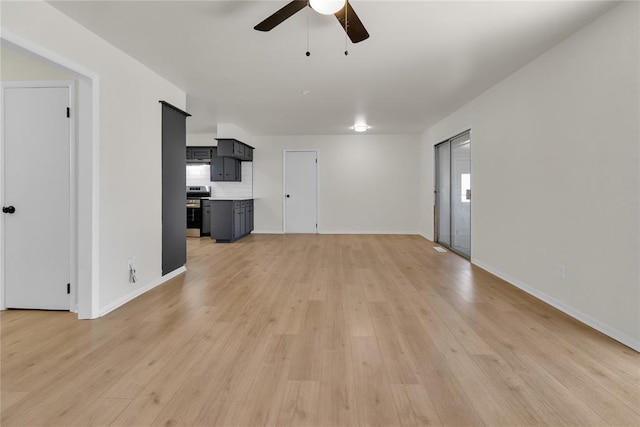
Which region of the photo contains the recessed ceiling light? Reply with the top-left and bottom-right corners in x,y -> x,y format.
301,90 -> 311,95
352,124 -> 370,132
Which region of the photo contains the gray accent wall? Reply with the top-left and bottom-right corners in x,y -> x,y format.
161,101 -> 190,275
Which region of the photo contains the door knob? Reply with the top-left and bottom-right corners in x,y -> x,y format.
286,194 -> 290,198
2,206 -> 16,214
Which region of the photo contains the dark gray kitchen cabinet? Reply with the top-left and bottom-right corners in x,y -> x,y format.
210,147 -> 241,182
202,200 -> 211,236
234,142 -> 245,158
210,147 -> 224,181
216,139 -> 243,158
186,146 -> 212,160
210,199 -> 253,242
223,157 -> 241,181
211,200 -> 233,242
216,138 -> 254,161
245,199 -> 254,233
234,201 -> 245,239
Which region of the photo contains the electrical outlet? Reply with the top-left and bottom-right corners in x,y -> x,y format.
558,264 -> 566,280
128,257 -> 137,284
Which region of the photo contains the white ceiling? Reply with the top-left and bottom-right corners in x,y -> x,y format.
49,1 -> 617,135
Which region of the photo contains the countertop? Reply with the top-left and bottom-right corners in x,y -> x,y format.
208,197 -> 254,201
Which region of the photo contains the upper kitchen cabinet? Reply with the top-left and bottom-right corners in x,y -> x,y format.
186,146 -> 212,161
244,145 -> 253,161
216,138 -> 254,161
211,147 -> 241,182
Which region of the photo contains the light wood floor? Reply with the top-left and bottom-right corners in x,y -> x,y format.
2,234 -> 639,426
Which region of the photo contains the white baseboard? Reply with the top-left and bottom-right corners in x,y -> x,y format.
471,258 -> 640,353
98,266 -> 187,317
253,230 -> 421,235
318,230 -> 420,235
418,233 -> 434,242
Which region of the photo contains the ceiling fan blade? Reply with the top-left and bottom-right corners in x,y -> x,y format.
254,0 -> 308,32
335,1 -> 369,43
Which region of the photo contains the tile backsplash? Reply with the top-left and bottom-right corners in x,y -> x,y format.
186,164 -> 211,186
186,163 -> 253,199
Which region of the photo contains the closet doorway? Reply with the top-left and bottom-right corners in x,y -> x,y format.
435,131 -> 471,258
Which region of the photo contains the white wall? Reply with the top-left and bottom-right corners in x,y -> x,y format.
253,134 -> 420,234
2,1 -> 187,314
419,2 -> 640,349
186,132 -> 216,147
1,45 -> 73,80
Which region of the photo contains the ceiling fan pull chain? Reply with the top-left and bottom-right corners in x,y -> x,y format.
306,6 -> 311,57
344,4 -> 349,56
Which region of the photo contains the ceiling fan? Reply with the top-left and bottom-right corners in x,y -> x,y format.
254,0 -> 369,44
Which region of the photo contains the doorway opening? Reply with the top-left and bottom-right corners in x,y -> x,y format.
434,130 -> 471,258
1,34 -> 99,318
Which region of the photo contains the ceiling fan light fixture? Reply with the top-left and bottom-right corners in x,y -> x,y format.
309,0 -> 346,15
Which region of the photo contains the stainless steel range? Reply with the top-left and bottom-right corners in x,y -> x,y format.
186,185 -> 210,237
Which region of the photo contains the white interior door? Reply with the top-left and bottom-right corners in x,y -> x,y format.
284,151 -> 317,233
3,85 -> 71,310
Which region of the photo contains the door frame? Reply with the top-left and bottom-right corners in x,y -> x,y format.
2,81 -> 75,310
434,129 -> 472,259
1,30 -> 100,318
282,149 -> 319,234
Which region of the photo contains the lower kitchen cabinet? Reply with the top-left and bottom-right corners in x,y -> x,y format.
201,200 -> 212,236
210,199 -> 253,242
245,200 -> 254,233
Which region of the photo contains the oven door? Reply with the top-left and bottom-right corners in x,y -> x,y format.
186,204 -> 202,237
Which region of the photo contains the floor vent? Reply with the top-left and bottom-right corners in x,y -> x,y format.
433,246 -> 447,253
